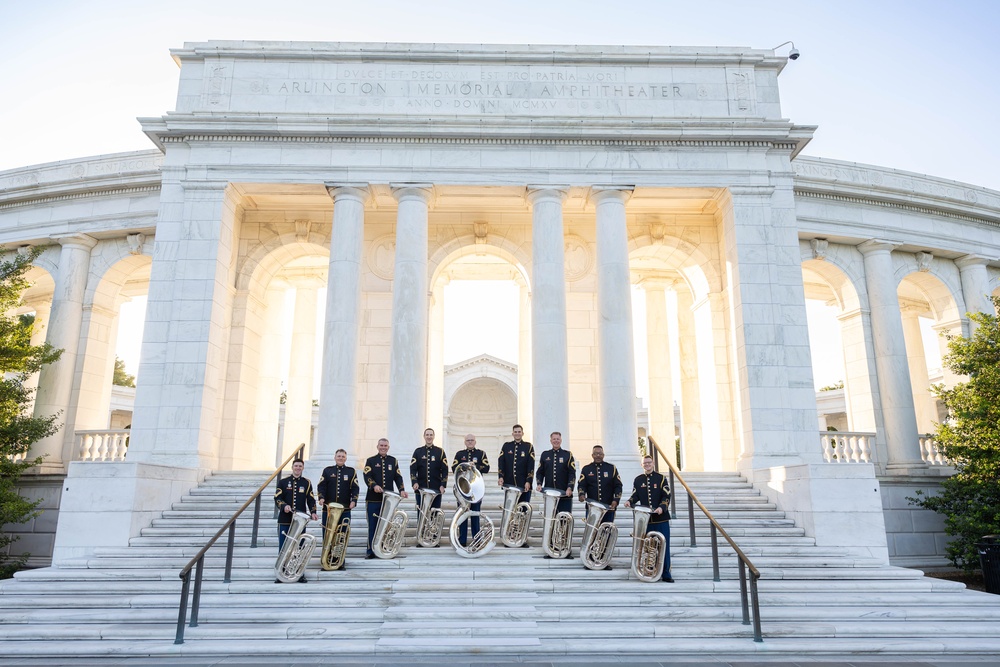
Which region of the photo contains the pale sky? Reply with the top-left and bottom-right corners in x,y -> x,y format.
4,0 -> 994,394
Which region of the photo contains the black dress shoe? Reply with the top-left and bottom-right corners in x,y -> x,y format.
365,554 -> 376,560
298,575 -> 308,583
662,577 -> 674,583
520,543 -> 530,548
603,565 -> 613,571
273,578 -> 281,584
543,554 -> 552,559
567,553 -> 575,559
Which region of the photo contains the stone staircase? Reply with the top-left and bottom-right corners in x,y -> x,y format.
2,469 -> 1000,661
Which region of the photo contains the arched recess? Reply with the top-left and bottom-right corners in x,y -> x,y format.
445,377 -> 518,455
67,244 -> 152,458
628,233 -> 731,472
221,235 -> 330,470
895,265 -> 964,434
19,263 -> 57,407
801,255 -> 881,436
426,238 -> 531,444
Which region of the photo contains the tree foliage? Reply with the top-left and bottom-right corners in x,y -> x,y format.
911,296 -> 1000,571
0,250 -> 62,578
112,357 -> 135,388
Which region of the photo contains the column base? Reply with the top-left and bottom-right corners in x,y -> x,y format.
884,461 -> 934,476
51,461 -> 204,564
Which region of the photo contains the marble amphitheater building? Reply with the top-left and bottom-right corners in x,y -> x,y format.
3,41 -> 999,568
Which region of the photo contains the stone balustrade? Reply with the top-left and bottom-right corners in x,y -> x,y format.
820,431 -> 949,470
918,434 -> 950,466
75,429 -> 130,462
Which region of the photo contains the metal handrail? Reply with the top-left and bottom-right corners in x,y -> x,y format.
174,445 -> 304,644
648,436 -> 763,642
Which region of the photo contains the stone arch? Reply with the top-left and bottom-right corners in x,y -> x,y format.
627,233 -> 721,302
236,232 -> 331,294
85,237 -> 154,307
428,235 -> 531,290
445,376 -> 518,454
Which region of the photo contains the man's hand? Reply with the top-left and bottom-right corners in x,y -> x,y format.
283,505 -> 292,513
349,501 -> 356,510
439,486 -> 445,494
623,501 -> 631,508
498,477 -> 504,487
412,484 -> 420,492
566,487 -> 572,497
654,507 -> 663,515
373,485 -> 383,493
610,501 -> 618,510
401,490 -> 409,499
523,482 -> 531,493
310,513 -> 318,521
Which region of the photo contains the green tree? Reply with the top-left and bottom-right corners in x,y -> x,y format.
112,357 -> 135,387
911,296 -> 1000,571
0,250 -> 62,578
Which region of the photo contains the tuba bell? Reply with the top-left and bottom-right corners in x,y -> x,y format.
580,499 -> 618,570
372,491 -> 408,559
540,487 -> 574,559
498,485 -> 532,548
274,511 -> 317,582
415,488 -> 445,547
320,502 -> 350,571
449,462 -> 496,558
630,505 -> 667,582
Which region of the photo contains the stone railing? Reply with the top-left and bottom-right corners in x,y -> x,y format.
819,431 -> 951,469
820,431 -> 875,464
75,429 -> 130,462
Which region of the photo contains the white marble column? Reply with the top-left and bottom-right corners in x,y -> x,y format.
675,284 -> 703,471
31,234 -> 97,470
387,185 -> 432,450
837,308 -> 880,433
254,287 -> 286,468
22,299 -> 51,407
316,184 -> 368,463
527,187 -> 570,444
426,278 -> 447,440
858,239 -> 926,473
956,254 -> 994,332
641,277 -> 675,465
517,280 -> 533,437
900,306 -> 936,434
282,285 -> 318,462
592,187 -> 639,465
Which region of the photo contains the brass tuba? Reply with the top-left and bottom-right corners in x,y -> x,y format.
630,506 -> 667,582
498,485 -> 532,548
320,502 -> 350,571
415,489 -> 445,548
274,511 -> 317,583
580,499 -> 618,570
449,462 -> 496,558
540,488 -> 574,559
372,491 -> 408,559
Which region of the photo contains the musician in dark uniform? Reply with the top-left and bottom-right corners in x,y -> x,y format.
536,431 -> 577,558
317,448 -> 360,563
497,424 -> 535,504
578,444 -> 623,523
410,428 -> 449,545
363,438 -> 408,559
451,433 -> 490,547
273,458 -> 317,582
624,455 -> 673,582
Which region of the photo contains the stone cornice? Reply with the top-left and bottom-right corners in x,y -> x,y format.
444,353 -> 518,375
0,184 -> 161,211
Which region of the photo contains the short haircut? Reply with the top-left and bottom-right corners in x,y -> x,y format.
592,445 -> 604,450
512,424 -> 523,431
424,428 -> 435,435
292,458 -> 305,465
643,455 -> 654,462
335,449 -> 347,456
377,438 -> 389,445
550,431 -> 562,437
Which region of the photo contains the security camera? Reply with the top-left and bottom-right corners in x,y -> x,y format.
788,48 -> 800,60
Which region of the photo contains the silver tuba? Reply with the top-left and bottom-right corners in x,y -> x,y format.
274,511 -> 317,582
630,505 -> 667,582
449,462 -> 496,558
540,488 -> 574,559
498,485 -> 532,548
372,491 -> 408,559
580,499 -> 618,570
415,489 -> 445,548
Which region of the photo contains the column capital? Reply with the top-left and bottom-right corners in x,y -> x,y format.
955,254 -> 993,270
526,186 -> 570,207
588,185 -> 634,207
633,271 -> 677,290
51,233 -> 97,251
857,239 -> 902,256
324,183 -> 372,205
390,183 -> 434,205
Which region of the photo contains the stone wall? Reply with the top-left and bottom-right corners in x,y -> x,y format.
880,476 -> 952,569
2,475 -> 64,569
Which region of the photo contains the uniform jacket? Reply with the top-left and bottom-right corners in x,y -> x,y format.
410,445 -> 449,490
628,471 -> 671,524
452,448 -> 491,475
578,461 -> 623,505
274,474 -> 316,525
497,440 -> 535,488
317,465 -> 359,507
536,447 -> 577,493
363,454 -> 405,502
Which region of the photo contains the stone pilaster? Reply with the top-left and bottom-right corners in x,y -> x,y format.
527,187 -> 570,444
316,184 -> 369,462
675,284 -> 703,471
858,239 -> 926,473
387,185 -> 432,450
31,234 -> 97,471
640,277 -> 675,465
956,254 -> 994,333
281,284 -> 318,462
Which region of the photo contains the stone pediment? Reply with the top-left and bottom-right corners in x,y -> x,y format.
444,353 -> 517,376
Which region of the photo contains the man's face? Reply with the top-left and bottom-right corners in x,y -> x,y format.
642,457 -> 654,473
291,461 -> 304,476
512,427 -> 523,441
335,451 -> 347,466
592,447 -> 604,463
464,435 -> 477,450
423,430 -> 435,445
377,441 -> 389,456
550,433 -> 562,449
